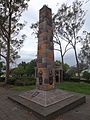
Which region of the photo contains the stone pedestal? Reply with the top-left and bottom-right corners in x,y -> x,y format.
8,89 -> 86,120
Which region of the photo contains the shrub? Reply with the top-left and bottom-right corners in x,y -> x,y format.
7,77 -> 17,85
70,77 -> 80,82
83,71 -> 90,80
15,77 -> 36,86
0,77 -> 5,82
64,72 -> 71,81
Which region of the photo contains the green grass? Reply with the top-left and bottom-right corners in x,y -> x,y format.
57,82 -> 90,95
12,85 -> 35,91
12,82 -> 90,95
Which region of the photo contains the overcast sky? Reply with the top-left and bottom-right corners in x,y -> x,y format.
15,0 -> 90,67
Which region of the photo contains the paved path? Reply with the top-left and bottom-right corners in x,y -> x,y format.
0,86 -> 90,120
0,87 -> 36,120
63,95 -> 90,120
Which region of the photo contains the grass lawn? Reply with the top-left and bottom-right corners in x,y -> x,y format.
12,82 -> 90,95
57,82 -> 90,95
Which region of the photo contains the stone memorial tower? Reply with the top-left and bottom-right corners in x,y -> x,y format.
36,5 -> 55,90
10,5 -> 86,120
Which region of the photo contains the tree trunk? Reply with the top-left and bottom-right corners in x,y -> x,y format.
5,0 -> 12,84
61,55 -> 64,83
59,41 -> 64,83
0,43 -> 1,76
73,46 -> 80,81
5,58 -> 10,84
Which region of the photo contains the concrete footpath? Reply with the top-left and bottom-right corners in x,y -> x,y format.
0,86 -> 90,120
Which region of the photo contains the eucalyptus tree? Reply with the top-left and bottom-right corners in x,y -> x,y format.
31,22 -> 39,38
78,31 -> 90,68
53,0 -> 86,80
53,15 -> 72,82
0,0 -> 30,83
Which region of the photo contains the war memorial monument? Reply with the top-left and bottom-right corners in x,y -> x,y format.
9,5 -> 86,120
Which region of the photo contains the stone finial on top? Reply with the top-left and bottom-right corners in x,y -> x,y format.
40,4 -> 51,12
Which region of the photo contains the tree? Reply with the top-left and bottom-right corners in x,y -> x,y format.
83,71 -> 90,80
78,31 -> 90,68
78,62 -> 87,72
12,59 -> 36,77
63,63 -> 70,72
53,0 -> 86,80
12,62 -> 26,78
0,42 -> 1,76
67,66 -> 77,77
53,14 -> 72,82
26,59 -> 36,76
31,22 -> 39,38
0,60 -> 3,76
0,0 -> 30,84
55,60 -> 69,72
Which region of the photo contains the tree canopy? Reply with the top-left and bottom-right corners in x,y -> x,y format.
0,0 -> 30,83
78,32 -> 90,68
12,59 -> 36,77
53,0 -> 87,80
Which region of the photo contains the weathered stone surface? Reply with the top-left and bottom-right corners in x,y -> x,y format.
19,89 -> 74,107
36,5 -> 55,90
9,89 -> 86,120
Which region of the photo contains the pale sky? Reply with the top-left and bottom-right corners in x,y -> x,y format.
15,0 -> 90,66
